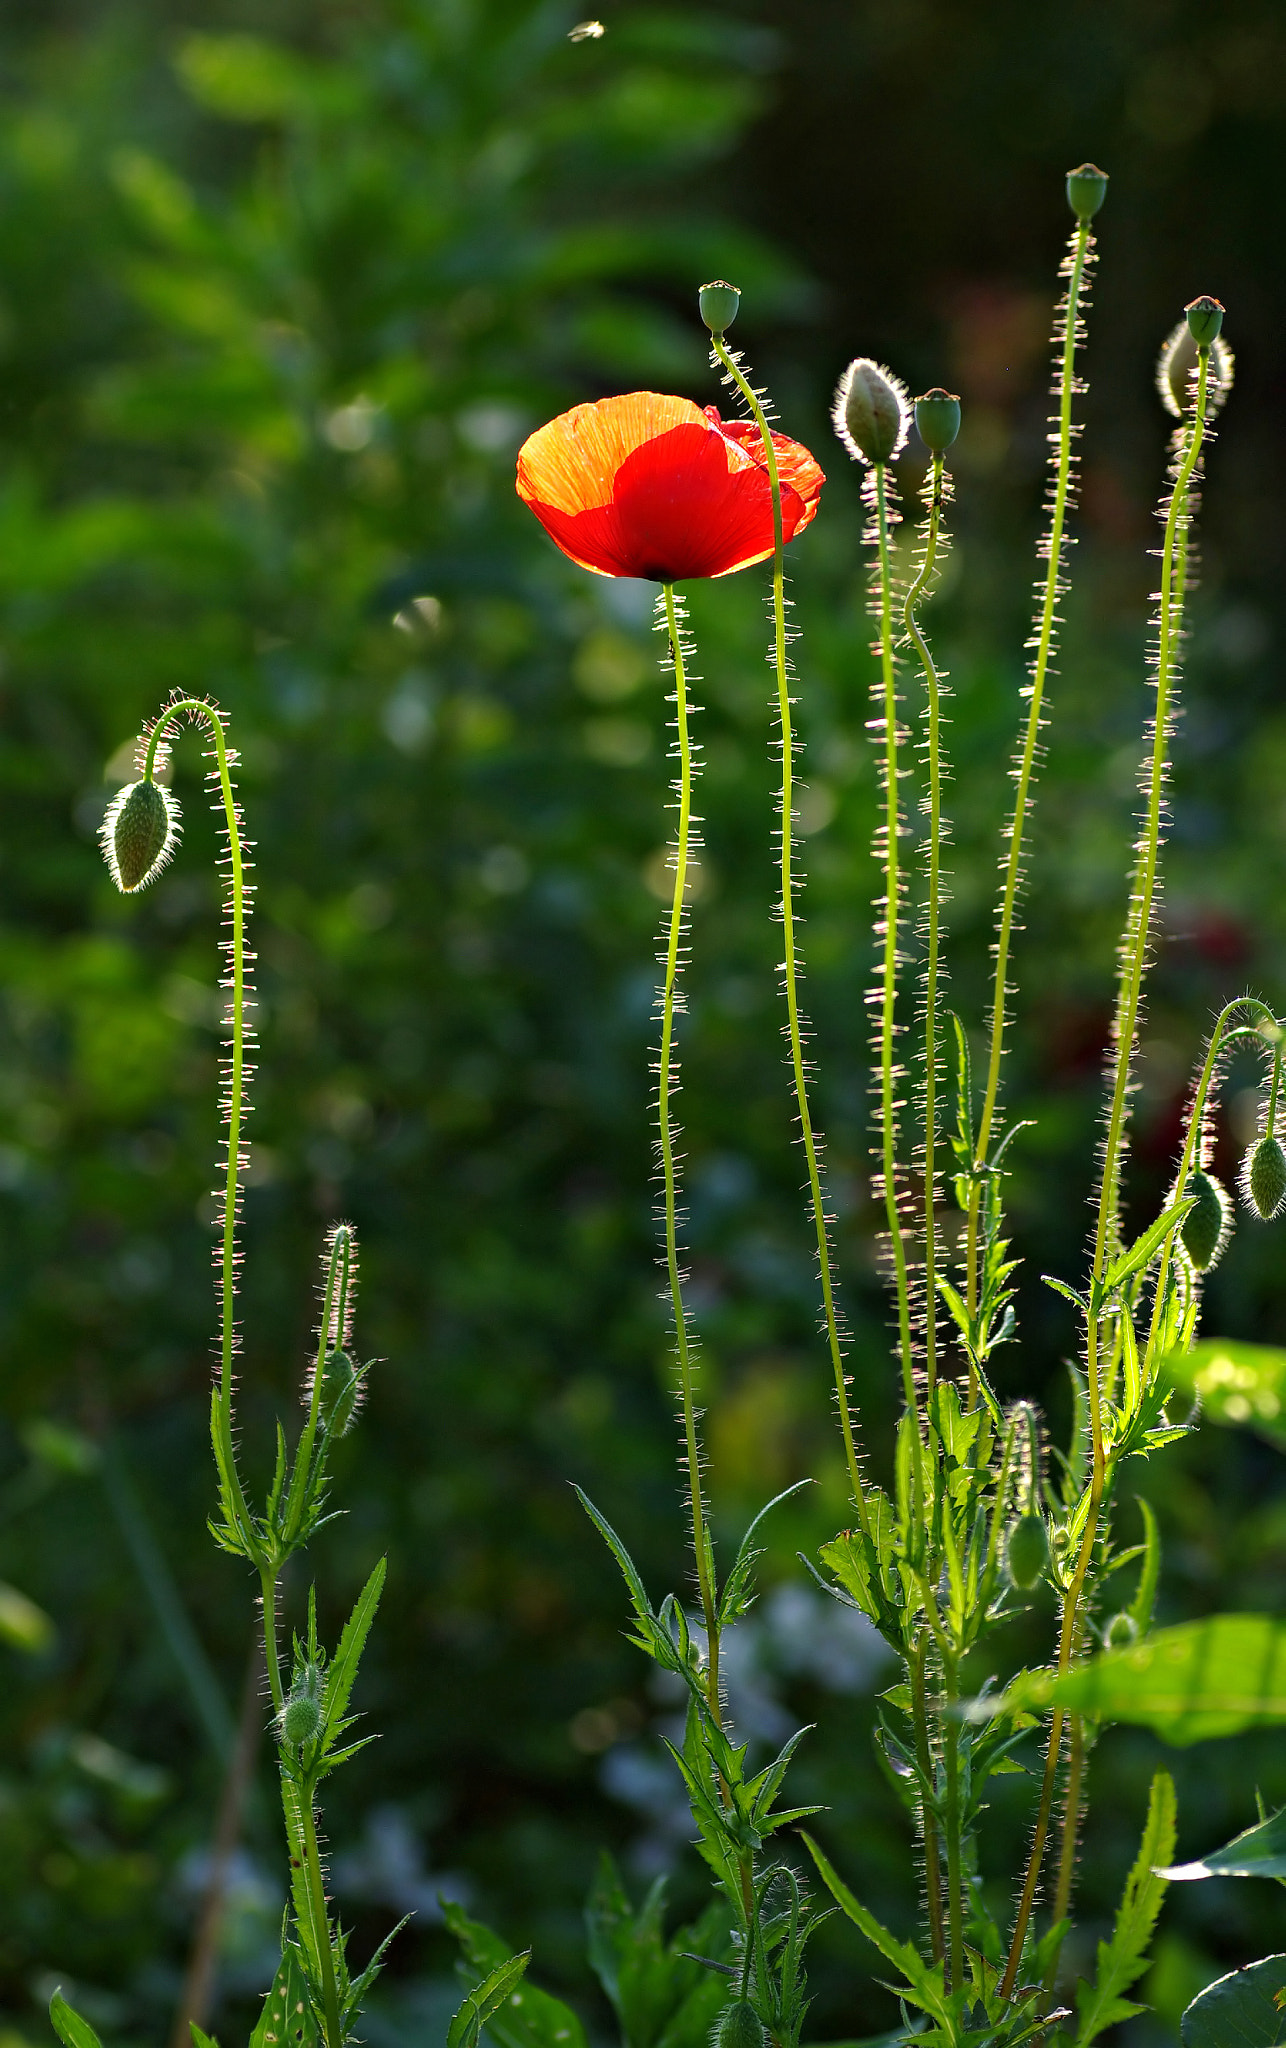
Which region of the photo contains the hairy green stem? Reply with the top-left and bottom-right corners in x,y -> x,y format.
658,583 -> 719,1711
909,1633 -> 946,1968
297,1776 -> 344,2048
709,333 -> 869,1532
967,217 -> 1095,1330
903,453 -> 947,1398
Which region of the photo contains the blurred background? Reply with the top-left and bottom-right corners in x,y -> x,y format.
1,1 -> 1284,2043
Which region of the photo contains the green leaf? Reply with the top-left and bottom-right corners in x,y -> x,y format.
1162,1339 -> 1286,1450
1162,1806 -> 1286,1883
801,1835 -> 948,2026
1105,1197 -> 1196,1293
583,1856 -> 733,2048
249,1940 -> 318,2048
1182,1956 -> 1286,2048
1128,1499 -> 1161,1636
1072,1770 -> 1175,2045
49,1992 -> 105,2048
447,1953 -> 533,2048
718,1479 -> 812,1626
320,1556 -> 385,1751
189,2029 -> 219,2048
994,1615 -> 1286,1744
445,1902 -> 589,2048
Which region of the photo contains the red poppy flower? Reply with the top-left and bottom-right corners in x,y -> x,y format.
516,392 -> 824,582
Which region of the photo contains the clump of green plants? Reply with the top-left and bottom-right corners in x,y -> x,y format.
50,161 -> 1286,2048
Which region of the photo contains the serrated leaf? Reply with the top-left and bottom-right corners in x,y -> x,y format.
249,1946 -> 318,2048
1105,1197 -> 1196,1293
445,1902 -> 589,2048
1182,1955 -> 1286,2048
802,1835 -> 948,2026
320,1557 -> 385,1751
718,1479 -> 812,1626
447,1952 -> 532,2048
1072,1770 -> 1174,2045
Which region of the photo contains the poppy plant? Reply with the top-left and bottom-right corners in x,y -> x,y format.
516,391 -> 823,581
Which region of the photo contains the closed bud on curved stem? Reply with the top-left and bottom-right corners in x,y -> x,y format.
101,777 -> 181,893
698,279 -> 741,335
1066,161 -> 1108,219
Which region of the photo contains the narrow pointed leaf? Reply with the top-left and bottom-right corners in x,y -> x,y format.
49,1993 -> 105,2048
1072,1770 -> 1175,2045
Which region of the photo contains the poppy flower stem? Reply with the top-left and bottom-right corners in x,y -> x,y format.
902,453 -> 950,1402
657,582 -> 720,1704
966,213 -> 1098,1359
709,332 -> 869,1534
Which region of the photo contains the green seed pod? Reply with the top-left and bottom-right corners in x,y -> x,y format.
715,2004 -> 765,2048
1066,162 -> 1108,220
1185,294 -> 1225,346
914,388 -> 961,455
1104,1611 -> 1139,1652
1156,321 -> 1234,419
1243,1135 -> 1286,1222
101,778 -> 181,893
1006,1512 -> 1050,1591
1181,1169 -> 1233,1272
832,357 -> 910,467
318,1347 -> 363,1437
698,280 -> 741,335
282,1689 -> 322,1748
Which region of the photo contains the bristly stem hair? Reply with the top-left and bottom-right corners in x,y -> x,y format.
709,331 -> 870,1533
967,208 -> 1099,1333
656,582 -> 720,1712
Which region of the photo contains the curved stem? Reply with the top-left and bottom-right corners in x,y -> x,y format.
145,700 -> 258,1560
967,218 -> 1095,1326
709,333 -> 869,1533
903,454 -> 947,1398
658,584 -> 719,1711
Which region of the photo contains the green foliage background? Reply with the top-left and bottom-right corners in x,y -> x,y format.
1,2 -> 1285,2044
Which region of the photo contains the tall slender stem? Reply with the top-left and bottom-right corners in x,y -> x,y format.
297,1778 -> 344,2048
657,584 -> 719,1712
709,334 -> 869,1532
874,466 -> 921,1500
1001,348 -> 1213,2001
967,217 -> 1095,1324
903,454 -> 948,1399
909,1633 -> 945,1967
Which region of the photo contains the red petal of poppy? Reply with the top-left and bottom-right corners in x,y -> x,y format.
714,415 -> 826,542
517,393 -> 707,517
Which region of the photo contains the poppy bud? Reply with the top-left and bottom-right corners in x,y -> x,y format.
1066,163 -> 1108,220
282,1688 -> 322,1748
1156,320 -> 1234,420
914,389 -> 961,455
716,2004 -> 765,2048
319,1347 -> 363,1437
1185,295 -> 1225,346
1181,1170 -> 1233,1272
101,778 -> 181,893
1243,1135 -> 1286,1222
699,281 -> 741,336
832,358 -> 911,467
1104,1611 -> 1139,1652
1006,1512 -> 1050,1591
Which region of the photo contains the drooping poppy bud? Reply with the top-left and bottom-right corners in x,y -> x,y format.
914,389 -> 961,455
1181,1169 -> 1233,1272
1185,295 -> 1225,346
699,281 -> 741,336
1243,1135 -> 1286,1222
1066,163 -> 1108,220
716,2004 -> 765,2048
832,358 -> 910,467
1006,1512 -> 1049,1591
1156,320 -> 1234,419
1104,1611 -> 1139,1652
101,778 -> 181,893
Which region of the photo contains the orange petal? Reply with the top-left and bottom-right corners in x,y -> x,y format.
717,417 -> 826,541
517,393 -> 708,517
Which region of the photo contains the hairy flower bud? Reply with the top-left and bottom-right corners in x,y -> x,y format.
1156,321 -> 1234,420
699,280 -> 741,335
282,1688 -> 322,1748
1006,1512 -> 1049,1591
1243,1135 -> 1286,1222
319,1347 -> 364,1437
832,358 -> 910,466
1185,295 -> 1225,346
1104,1611 -> 1139,1652
1066,162 -> 1108,220
101,778 -> 181,893
914,389 -> 961,455
1181,1169 -> 1233,1272
716,2004 -> 765,2048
